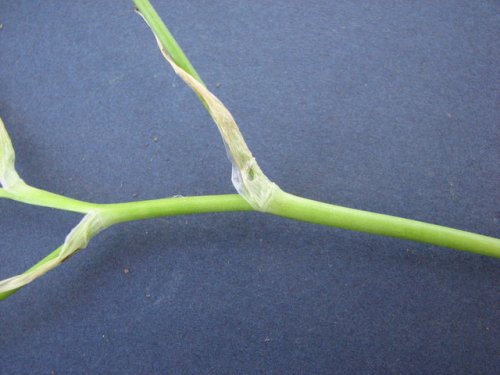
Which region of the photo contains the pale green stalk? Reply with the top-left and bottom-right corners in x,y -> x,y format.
0,0 -> 498,301
99,192 -> 500,257
1,188 -> 499,301
0,185 -> 98,213
267,192 -> 500,257
131,0 -> 499,257
0,194 -> 252,301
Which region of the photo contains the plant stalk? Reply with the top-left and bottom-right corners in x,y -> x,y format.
1,0 -> 498,301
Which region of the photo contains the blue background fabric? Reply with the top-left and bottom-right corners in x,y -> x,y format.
0,1 -> 499,374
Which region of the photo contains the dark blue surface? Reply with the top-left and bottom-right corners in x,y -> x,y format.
1,1 -> 499,374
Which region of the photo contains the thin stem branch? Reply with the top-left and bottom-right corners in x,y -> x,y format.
1,0 -> 498,301
98,194 -> 252,225
1,184 -> 99,213
133,0 -> 203,85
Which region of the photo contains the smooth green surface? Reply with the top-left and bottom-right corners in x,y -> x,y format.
267,191 -> 500,258
98,194 -> 253,225
1,184 -> 98,213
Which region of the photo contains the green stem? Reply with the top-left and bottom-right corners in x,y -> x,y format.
0,195 -> 252,301
2,0 -> 499,302
133,0 -> 211,110
100,192 -> 500,257
133,0 -> 203,85
2,191 -> 499,301
98,194 -> 252,225
267,191 -> 500,258
129,0 -> 500,257
1,184 -> 99,213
